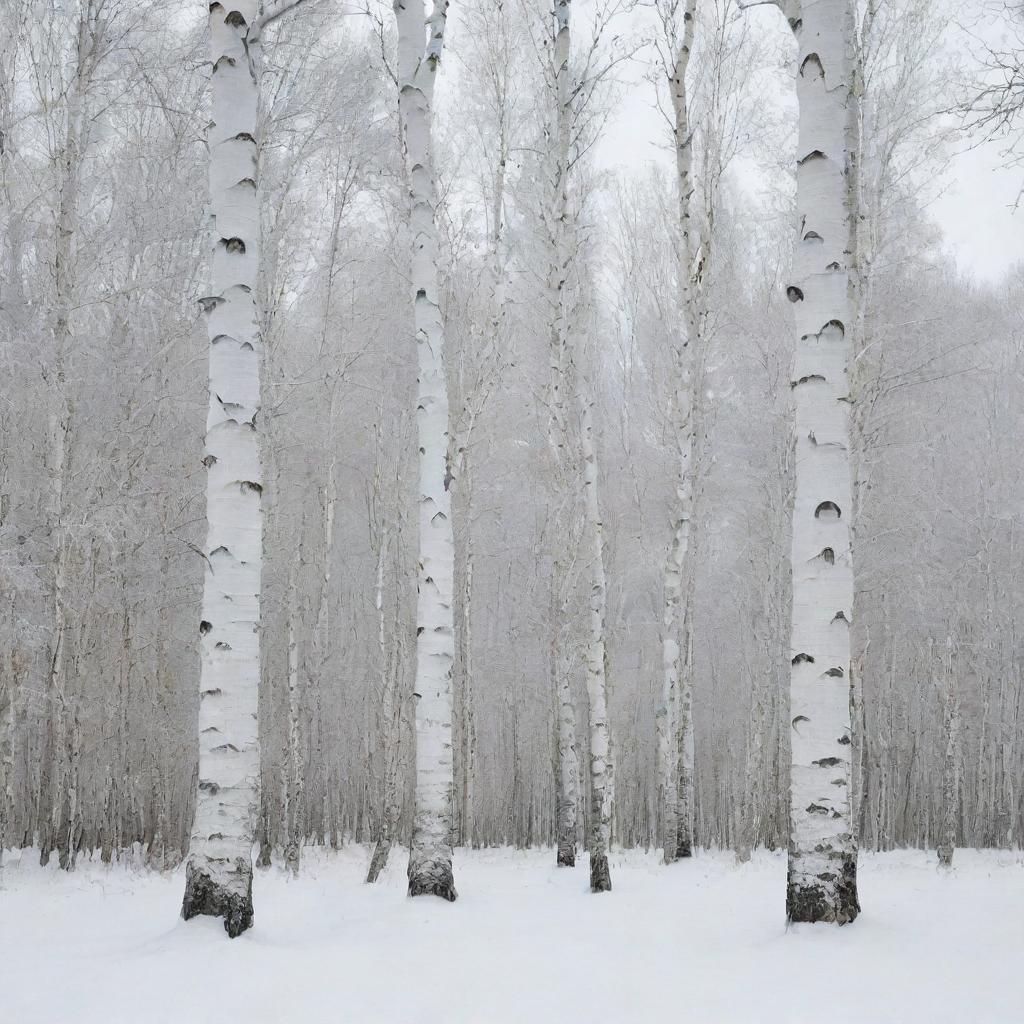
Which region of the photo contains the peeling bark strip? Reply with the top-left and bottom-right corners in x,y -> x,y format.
784,0 -> 860,925
182,0 -> 264,938
395,0 -> 457,902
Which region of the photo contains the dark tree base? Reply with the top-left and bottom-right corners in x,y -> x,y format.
676,840 -> 693,858
590,851 -> 612,892
182,861 -> 254,938
556,843 -> 576,867
283,840 -> 301,876
408,860 -> 457,902
366,838 -> 391,883
256,841 -> 272,869
786,856 -> 859,925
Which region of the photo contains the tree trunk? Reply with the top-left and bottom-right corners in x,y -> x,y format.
546,0 -> 580,873
283,605 -> 302,875
458,473 -> 476,847
366,519 -> 404,883
578,391 -> 614,893
554,576 -> 579,866
737,651 -> 769,864
182,0 -> 264,939
658,0 -> 701,865
937,638 -> 959,868
395,0 -> 456,902
783,0 -> 860,925
675,614 -> 694,859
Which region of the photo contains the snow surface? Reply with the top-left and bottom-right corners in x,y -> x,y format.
1,845 -> 1021,1023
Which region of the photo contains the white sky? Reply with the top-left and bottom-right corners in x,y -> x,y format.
932,143 -> 1024,282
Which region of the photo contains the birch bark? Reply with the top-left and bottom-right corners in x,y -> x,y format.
365,429 -> 410,882
394,0 -> 457,902
655,0 -> 700,863
283,587 -> 303,875
782,0 -> 860,924
675,609 -> 695,857
545,0 -> 614,891
578,386 -> 614,892
366,517 -> 402,882
546,0 -> 580,872
553,592 -> 579,865
182,0 -> 264,938
937,637 -> 959,868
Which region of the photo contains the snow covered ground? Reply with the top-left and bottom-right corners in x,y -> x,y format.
1,845 -> 1021,1023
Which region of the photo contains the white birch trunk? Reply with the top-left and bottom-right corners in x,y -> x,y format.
675,612 -> 694,858
367,519 -> 404,883
737,656 -> 769,864
655,702 -> 674,862
283,601 -> 302,874
554,612 -> 579,866
656,0 -> 700,864
578,388 -> 614,892
182,0 -> 264,938
0,625 -> 18,858
545,0 -> 614,890
659,452 -> 687,864
458,468 -> 476,846
937,638 -> 959,868
784,0 -> 860,924
548,1 -> 580,870
395,0 -> 457,902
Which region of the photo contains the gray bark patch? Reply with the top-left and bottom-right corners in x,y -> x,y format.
589,851 -> 612,892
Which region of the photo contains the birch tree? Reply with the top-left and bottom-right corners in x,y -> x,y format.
394,0 -> 458,902
183,0 -> 310,937
366,416 -> 412,883
181,0 -> 265,938
652,0 -> 701,865
539,0 -> 583,872
537,0 -> 630,892
936,635 -> 960,868
577,359 -> 614,892
652,0 -> 759,862
747,0 -> 862,923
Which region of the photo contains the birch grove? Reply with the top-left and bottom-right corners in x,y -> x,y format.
0,0 -> 1021,939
